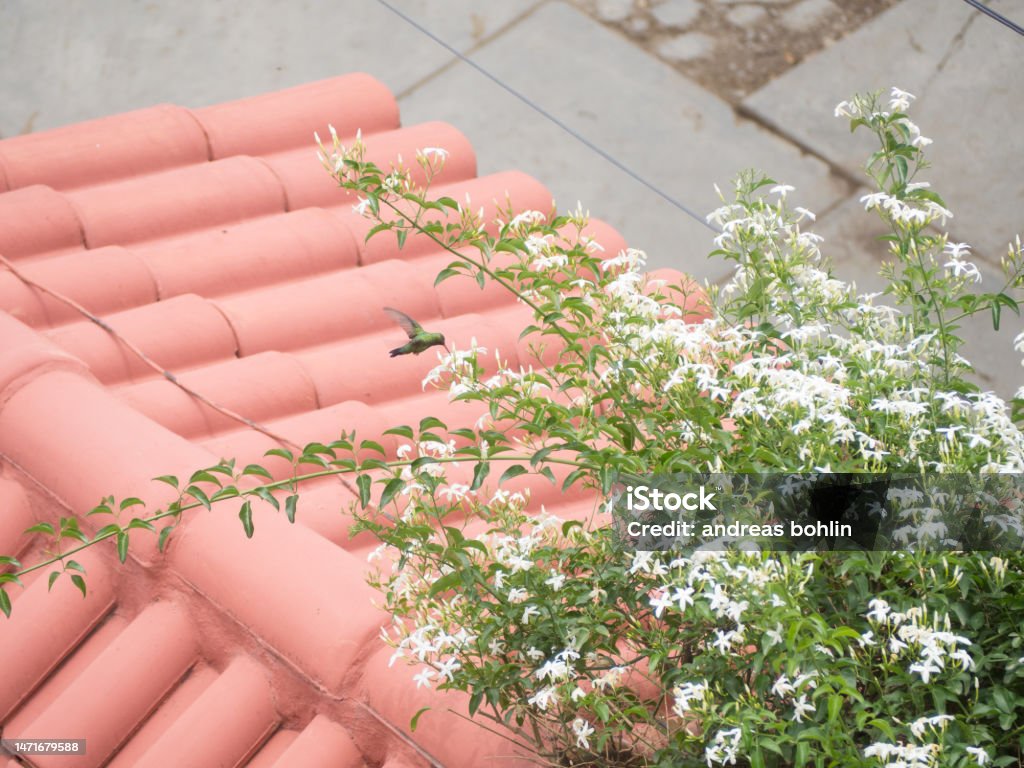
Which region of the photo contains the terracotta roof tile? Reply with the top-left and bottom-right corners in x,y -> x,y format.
171,505 -> 379,691
123,656 -> 279,768
66,155 -> 288,248
260,714 -> 363,768
45,294 -> 238,383
142,207 -> 360,299
0,104 -> 209,192
193,73 -> 398,160
106,664 -> 222,767
4,601 -> 197,768
0,185 -> 84,258
0,73 -> 690,766
0,550 -> 115,721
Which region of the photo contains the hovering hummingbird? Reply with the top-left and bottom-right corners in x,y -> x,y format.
383,307 -> 450,357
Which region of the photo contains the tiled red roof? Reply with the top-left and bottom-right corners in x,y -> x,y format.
0,73 -> 683,767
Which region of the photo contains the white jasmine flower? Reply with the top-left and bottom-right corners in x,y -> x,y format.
571,718 -> 595,750
711,629 -> 737,654
521,605 -> 541,624
910,714 -> 953,740
528,685 -> 558,711
909,659 -> 941,683
673,681 -> 708,714
436,656 -> 461,682
672,586 -> 696,611
966,747 -> 989,766
650,591 -> 675,619
889,87 -> 916,112
705,727 -> 742,767
866,598 -> 891,623
544,570 -> 567,591
834,100 -> 856,118
771,674 -> 795,698
792,694 -> 815,722
413,667 -> 436,689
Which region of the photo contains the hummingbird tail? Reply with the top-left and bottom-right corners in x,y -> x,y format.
389,346 -> 404,357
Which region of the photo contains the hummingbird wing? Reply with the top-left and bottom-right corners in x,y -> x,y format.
382,307 -> 423,339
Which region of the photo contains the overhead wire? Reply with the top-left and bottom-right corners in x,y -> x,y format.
960,0 -> 1024,37
375,0 -> 720,234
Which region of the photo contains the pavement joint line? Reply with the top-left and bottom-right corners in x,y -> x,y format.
393,0 -> 551,102
734,101 -> 865,193
921,12 -> 978,98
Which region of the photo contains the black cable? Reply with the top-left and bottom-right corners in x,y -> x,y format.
961,0 -> 1024,36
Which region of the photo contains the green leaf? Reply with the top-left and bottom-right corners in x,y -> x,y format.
117,531 -> 129,563
154,475 -> 179,490
186,485 -> 212,511
530,445 -> 556,467
562,468 -> 587,491
396,228 -> 408,249
0,588 -> 10,618
70,574 -> 87,598
95,523 -> 122,540
894,155 -> 908,184
59,517 -> 88,543
383,425 -> 414,439
285,494 -> 299,524
65,560 -> 86,575
358,440 -> 386,456
158,525 -> 176,552
242,464 -> 274,480
239,501 -> 255,538
265,447 -> 295,462
357,475 -> 371,509
365,221 -> 394,242
211,486 -> 240,502
379,478 -> 405,509
410,706 -> 430,731
253,486 -> 280,511
189,469 -> 220,486
0,556 -> 22,569
498,465 -> 528,484
468,690 -> 483,717
127,518 -> 156,532
47,570 -> 60,591
428,571 -> 462,598
419,416 -> 447,432
24,522 -> 56,536
470,462 -> 490,491
434,267 -> 460,286
119,497 -> 145,512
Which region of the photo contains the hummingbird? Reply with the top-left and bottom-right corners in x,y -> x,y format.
383,307 -> 450,357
